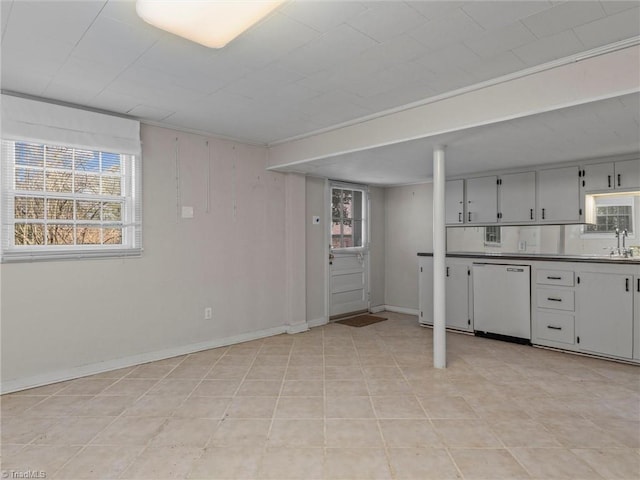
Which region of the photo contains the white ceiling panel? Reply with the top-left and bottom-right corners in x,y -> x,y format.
467,51 -> 527,83
280,1 -> 368,33
512,30 -> 585,67
346,2 -> 427,43
223,64 -> 305,100
406,1 -> 471,21
465,21 -> 537,59
408,7 -> 486,51
277,23 -> 378,76
460,1 -> 551,30
4,0 -> 104,46
573,7 -> 640,49
521,1 -> 605,38
600,1 -> 640,15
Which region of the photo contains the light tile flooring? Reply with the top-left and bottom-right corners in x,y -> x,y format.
1,312 -> 639,479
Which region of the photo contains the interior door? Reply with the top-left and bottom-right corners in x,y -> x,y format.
329,184 -> 369,318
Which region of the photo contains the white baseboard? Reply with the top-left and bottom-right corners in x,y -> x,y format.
286,321 -> 309,334
380,305 -> 419,316
307,317 -> 328,328
369,305 -> 385,314
1,325 -> 288,394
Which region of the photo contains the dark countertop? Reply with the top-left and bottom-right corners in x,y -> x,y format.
417,252 -> 640,265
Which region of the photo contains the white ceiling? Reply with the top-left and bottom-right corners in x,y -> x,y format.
2,0 -> 639,148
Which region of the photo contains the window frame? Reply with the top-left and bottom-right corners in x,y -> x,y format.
581,195 -> 635,239
484,225 -> 502,246
1,139 -> 142,262
330,182 -> 368,252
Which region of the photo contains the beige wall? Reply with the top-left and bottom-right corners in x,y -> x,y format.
305,176 -> 327,324
369,186 -> 386,308
384,183 -> 433,310
1,124 -> 290,390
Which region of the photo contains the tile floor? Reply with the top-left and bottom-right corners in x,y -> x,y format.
1,312 -> 639,479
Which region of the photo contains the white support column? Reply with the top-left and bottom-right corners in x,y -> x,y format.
433,146 -> 446,368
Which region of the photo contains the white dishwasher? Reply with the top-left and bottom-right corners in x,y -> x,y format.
472,263 -> 531,343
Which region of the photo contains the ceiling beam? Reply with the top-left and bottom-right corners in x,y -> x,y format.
267,44 -> 640,170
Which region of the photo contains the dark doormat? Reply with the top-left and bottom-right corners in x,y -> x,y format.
336,314 -> 387,327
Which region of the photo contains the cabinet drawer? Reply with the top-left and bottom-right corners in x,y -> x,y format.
536,311 -> 574,344
536,288 -> 575,311
536,269 -> 574,286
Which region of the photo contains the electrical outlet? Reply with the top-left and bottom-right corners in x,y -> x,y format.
204,307 -> 212,320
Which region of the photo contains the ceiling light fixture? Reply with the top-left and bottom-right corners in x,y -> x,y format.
135,0 -> 285,49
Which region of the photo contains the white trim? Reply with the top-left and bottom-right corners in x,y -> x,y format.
381,305 -> 420,316
308,316 -> 329,328
0,325 -> 287,394
286,321 -> 310,334
369,305 -> 386,314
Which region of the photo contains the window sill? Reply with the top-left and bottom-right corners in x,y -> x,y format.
1,248 -> 142,263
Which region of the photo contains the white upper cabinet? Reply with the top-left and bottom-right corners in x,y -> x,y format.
499,171 -> 536,223
615,159 -> 640,190
445,179 -> 465,225
537,166 -> 581,223
583,159 -> 640,192
466,175 -> 498,224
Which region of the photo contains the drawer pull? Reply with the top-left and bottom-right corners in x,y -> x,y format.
546,276 -> 562,280
547,325 -> 562,330
547,297 -> 563,302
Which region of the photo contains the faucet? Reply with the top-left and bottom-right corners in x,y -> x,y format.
610,228 -> 631,257
621,229 -> 630,257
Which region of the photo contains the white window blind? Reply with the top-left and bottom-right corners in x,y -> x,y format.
1,96 -> 142,262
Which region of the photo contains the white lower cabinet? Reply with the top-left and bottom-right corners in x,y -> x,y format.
533,266 -> 577,350
576,271 -> 634,359
536,311 -> 575,345
446,261 -> 473,332
418,256 -> 433,326
418,256 -> 472,332
421,257 -> 639,363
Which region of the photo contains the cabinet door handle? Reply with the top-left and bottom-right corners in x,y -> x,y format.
547,325 -> 562,330
637,278 -> 640,292
446,267 -> 450,277
530,208 -> 533,220
468,212 -> 471,222
458,212 -> 462,223
626,278 -> 629,292
608,175 -> 611,188
547,297 -> 563,302
541,208 -> 545,220
547,276 -> 562,280
617,174 -> 621,187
